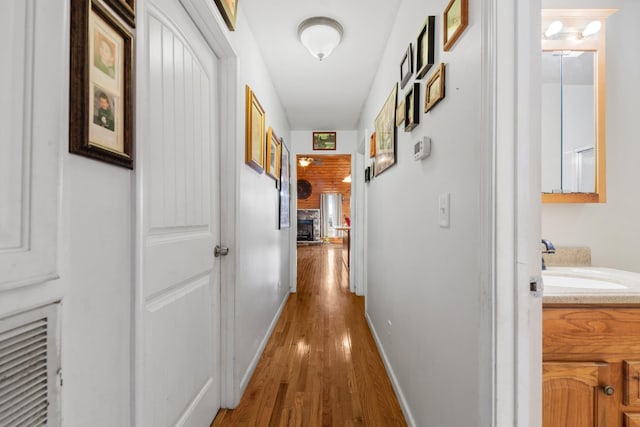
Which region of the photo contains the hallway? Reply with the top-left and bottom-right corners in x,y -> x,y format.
212,244 -> 406,426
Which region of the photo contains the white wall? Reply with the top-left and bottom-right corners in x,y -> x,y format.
541,0 -> 640,272
222,7 -> 293,395
357,0 -> 490,425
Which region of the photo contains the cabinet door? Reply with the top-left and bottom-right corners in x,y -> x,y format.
543,362 -> 616,427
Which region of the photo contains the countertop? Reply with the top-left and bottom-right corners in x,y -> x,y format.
543,266 -> 640,305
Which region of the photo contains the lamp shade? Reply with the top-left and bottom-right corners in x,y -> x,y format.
298,17 -> 343,61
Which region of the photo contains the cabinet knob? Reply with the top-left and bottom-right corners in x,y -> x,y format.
602,385 -> 615,396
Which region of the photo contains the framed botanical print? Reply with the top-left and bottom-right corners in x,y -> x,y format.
416,16 -> 435,79
245,85 -> 266,172
266,126 -> 281,180
374,84 -> 398,176
69,0 -> 134,169
214,0 -> 238,31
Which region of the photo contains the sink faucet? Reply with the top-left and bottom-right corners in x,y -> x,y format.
541,239 -> 556,270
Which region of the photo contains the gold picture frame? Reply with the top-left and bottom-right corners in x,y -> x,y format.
374,84 -> 398,176
69,0 -> 134,169
369,132 -> 376,158
245,85 -> 266,172
425,63 -> 446,113
213,0 -> 238,31
266,126 -> 281,180
443,0 -> 469,51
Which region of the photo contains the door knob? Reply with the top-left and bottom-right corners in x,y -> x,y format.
602,385 -> 615,396
214,245 -> 229,257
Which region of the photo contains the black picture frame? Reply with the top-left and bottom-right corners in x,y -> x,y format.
279,139 -> 291,229
400,44 -> 413,89
416,16 -> 435,79
404,82 -> 420,132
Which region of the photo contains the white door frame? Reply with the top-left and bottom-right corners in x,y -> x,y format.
490,0 -> 542,426
134,0 -> 241,424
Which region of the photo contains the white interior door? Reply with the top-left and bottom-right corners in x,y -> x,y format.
139,0 -> 221,425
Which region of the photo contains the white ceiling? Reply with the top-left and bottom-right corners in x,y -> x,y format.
239,0 -> 401,130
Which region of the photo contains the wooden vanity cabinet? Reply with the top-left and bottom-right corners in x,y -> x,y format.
543,305 -> 640,427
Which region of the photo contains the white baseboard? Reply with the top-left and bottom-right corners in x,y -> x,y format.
239,291 -> 290,393
365,312 -> 416,427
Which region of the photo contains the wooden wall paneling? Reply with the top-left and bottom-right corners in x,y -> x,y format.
296,154 -> 352,218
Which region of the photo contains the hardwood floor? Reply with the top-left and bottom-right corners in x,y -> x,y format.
211,244 -> 407,426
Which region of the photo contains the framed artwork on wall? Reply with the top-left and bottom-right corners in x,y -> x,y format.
266,126 -> 281,180
443,0 -> 469,51
425,63 -> 446,113
245,85 -> 266,172
104,0 -> 135,27
213,0 -> 238,31
400,44 -> 413,89
395,100 -> 406,127
313,131 -> 336,150
404,82 -> 420,132
69,0 -> 134,169
279,140 -> 291,229
374,84 -> 398,176
416,16 -> 435,79
369,132 -> 376,158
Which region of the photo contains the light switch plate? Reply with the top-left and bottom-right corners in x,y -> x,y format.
438,193 -> 450,228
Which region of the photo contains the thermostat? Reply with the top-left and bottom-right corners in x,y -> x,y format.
413,136 -> 431,160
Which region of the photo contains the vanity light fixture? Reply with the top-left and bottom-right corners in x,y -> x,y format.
544,20 -> 563,38
297,17 -> 344,61
298,157 -> 312,167
582,20 -> 602,37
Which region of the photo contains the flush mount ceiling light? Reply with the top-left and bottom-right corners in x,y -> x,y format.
297,17 -> 344,61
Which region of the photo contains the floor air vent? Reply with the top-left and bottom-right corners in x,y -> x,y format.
0,304 -> 60,427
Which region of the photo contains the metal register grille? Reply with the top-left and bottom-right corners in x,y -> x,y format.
0,307 -> 56,427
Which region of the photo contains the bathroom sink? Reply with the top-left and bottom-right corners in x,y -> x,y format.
543,274 -> 628,290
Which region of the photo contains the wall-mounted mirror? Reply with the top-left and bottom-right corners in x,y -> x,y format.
541,9 -> 615,203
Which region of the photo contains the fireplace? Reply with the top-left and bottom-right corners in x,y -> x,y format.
297,209 -> 321,242
297,219 -> 314,241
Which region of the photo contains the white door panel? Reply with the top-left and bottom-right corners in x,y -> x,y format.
0,0 -> 59,291
141,1 -> 221,425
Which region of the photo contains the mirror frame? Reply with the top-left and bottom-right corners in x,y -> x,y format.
541,9 -> 615,204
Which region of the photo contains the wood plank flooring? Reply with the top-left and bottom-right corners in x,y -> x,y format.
211,244 -> 406,426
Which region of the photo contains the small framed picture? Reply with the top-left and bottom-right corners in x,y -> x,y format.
313,131 -> 336,150
425,63 -> 446,113
213,0 -> 239,31
369,132 -> 376,158
443,0 -> 469,51
395,100 -> 406,127
279,139 -> 290,229
266,126 -> 281,180
374,84 -> 398,176
404,82 -> 420,132
400,44 -> 413,89
69,0 -> 134,169
416,16 -> 435,79
245,85 -> 266,172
